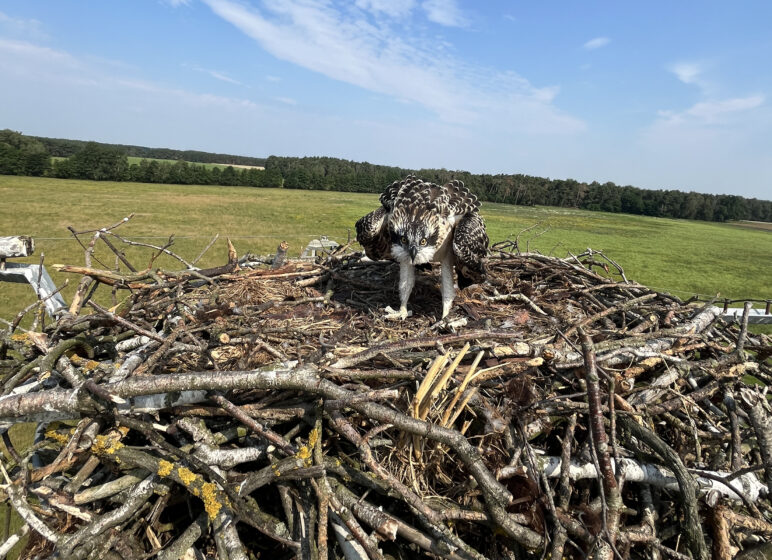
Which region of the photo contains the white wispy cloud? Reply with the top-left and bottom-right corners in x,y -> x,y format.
669,62 -> 702,85
274,96 -> 297,105
0,38 -> 82,73
667,60 -> 721,99
661,60 -> 762,125
185,63 -> 242,85
199,0 -> 582,133
0,10 -> 47,39
583,37 -> 610,50
0,38 -> 259,113
657,95 -> 765,126
421,0 -> 467,28
355,0 -> 415,19
206,69 -> 241,85
688,95 -> 764,120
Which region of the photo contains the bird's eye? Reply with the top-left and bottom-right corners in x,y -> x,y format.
420,238 -> 427,246
400,236 -> 408,244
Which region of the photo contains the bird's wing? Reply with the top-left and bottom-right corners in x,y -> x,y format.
388,176 -> 467,216
381,177 -> 480,217
380,175 -> 425,212
441,179 -> 481,219
452,212 -> 488,288
355,206 -> 392,261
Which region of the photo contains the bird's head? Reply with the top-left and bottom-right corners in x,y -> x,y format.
388,208 -> 440,264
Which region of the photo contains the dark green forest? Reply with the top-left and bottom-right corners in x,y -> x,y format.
30,134 -> 267,167
2,129 -> 770,222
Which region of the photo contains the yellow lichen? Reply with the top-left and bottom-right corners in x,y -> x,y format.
80,359 -> 100,371
177,467 -> 198,486
91,433 -> 125,456
10,333 -> 30,343
157,460 -> 174,477
296,445 -> 312,465
201,482 -> 222,519
308,427 -> 319,449
45,430 -> 70,446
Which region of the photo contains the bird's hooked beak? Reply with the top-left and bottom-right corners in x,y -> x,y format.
409,245 -> 418,262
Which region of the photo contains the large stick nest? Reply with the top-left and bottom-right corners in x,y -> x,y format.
1,232 -> 771,560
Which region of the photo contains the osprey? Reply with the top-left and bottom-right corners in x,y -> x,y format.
355,176 -> 488,319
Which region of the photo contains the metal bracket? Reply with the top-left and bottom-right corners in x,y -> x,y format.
713,306 -> 772,325
0,262 -> 67,317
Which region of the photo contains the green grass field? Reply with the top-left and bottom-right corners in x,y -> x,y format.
1,175 -> 770,323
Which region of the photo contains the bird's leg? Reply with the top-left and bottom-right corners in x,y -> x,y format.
440,254 -> 455,318
384,261 -> 414,320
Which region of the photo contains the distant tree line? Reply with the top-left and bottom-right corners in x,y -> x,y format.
265,156 -> 772,223
48,141 -> 275,187
29,134 -> 266,167
2,130 -> 770,222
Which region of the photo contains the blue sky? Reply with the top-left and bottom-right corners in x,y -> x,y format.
1,1 -> 770,199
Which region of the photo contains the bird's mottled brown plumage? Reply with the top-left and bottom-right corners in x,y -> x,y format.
355,176 -> 488,318
354,206 -> 391,261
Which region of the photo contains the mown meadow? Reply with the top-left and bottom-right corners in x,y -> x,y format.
1,175 -> 770,323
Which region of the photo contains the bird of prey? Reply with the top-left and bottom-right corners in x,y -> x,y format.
355,176 -> 488,320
